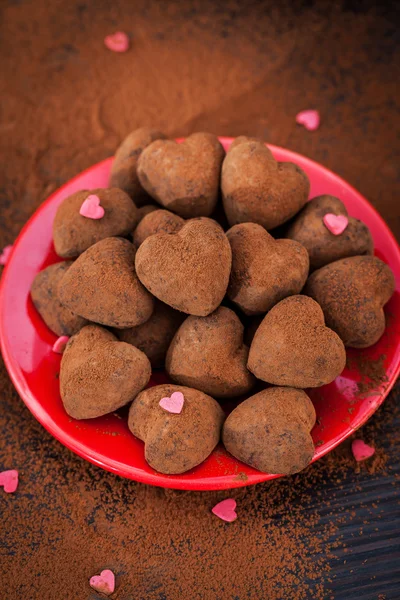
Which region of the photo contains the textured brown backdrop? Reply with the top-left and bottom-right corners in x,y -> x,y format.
0,1 -> 399,599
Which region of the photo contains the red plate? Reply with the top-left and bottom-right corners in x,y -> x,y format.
1,137 -> 400,490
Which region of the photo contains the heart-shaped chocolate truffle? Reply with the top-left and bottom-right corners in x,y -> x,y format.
117,300 -> 185,368
53,188 -> 138,258
31,262 -> 88,336
133,209 -> 185,248
248,295 -> 346,387
136,204 -> 158,222
128,384 -> 224,474
305,256 -> 395,347
286,195 -> 374,270
109,127 -> 166,206
137,132 -> 225,217
166,306 -> 255,398
135,218 -> 232,316
58,237 -> 154,328
60,325 -> 151,419
221,137 -> 310,229
223,387 -> 316,475
227,223 -> 309,315
228,135 -> 263,151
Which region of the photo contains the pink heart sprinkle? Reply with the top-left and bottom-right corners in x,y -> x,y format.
323,213 -> 349,235
296,109 -> 320,131
79,194 -> 105,220
0,245 -> 13,266
159,391 -> 185,414
212,498 -> 237,523
52,336 -> 69,354
89,569 -> 115,595
104,31 -> 130,53
352,439 -> 375,462
0,470 -> 19,493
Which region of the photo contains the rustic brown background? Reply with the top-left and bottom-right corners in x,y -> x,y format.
0,1 -> 399,599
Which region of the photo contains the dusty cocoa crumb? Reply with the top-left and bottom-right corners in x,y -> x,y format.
234,472 -> 249,482
346,353 -> 389,397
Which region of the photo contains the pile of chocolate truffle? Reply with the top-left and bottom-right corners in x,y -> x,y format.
31,129 -> 395,476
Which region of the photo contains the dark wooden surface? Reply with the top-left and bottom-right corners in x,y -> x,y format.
0,1 -> 399,598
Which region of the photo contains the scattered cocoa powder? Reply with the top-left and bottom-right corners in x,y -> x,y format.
346,353 -> 389,397
234,472 -> 248,482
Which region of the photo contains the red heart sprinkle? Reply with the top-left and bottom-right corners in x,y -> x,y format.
79,194 -> 105,220
52,336 -> 69,354
212,498 -> 237,522
352,440 -> 375,462
296,109 -> 320,131
0,245 -> 13,266
89,569 -> 115,595
104,31 -> 130,53
0,470 -> 19,493
159,391 -> 185,414
323,213 -> 349,235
